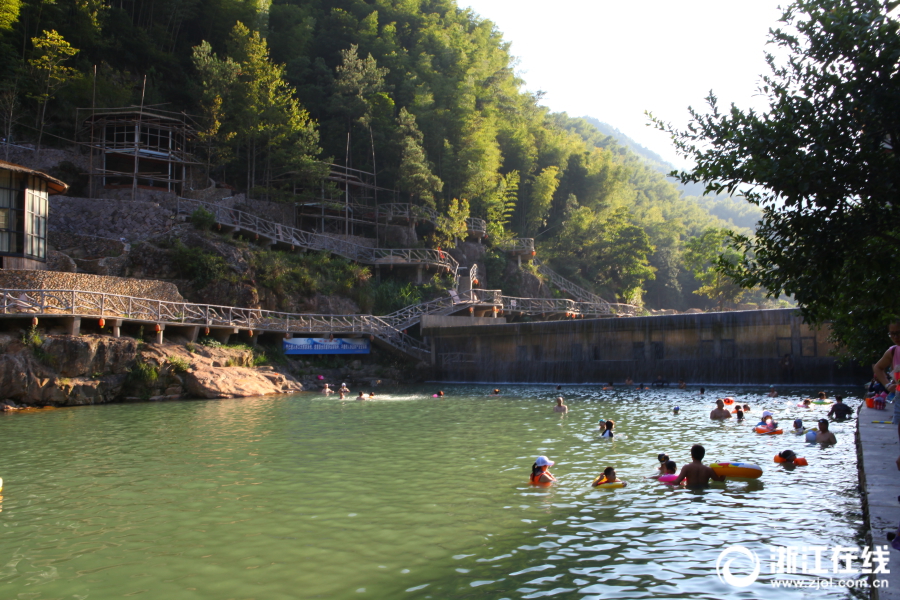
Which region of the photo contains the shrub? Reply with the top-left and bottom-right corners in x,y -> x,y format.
190,207 -> 217,230
171,241 -> 230,288
167,355 -> 190,373
128,360 -> 159,384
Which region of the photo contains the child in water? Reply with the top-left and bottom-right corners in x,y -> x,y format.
792,419 -> 805,434
601,419 -> 615,438
735,408 -> 744,422
658,460 -> 678,483
656,453 -> 669,473
530,456 -> 557,485
757,410 -> 778,431
593,466 -> 627,487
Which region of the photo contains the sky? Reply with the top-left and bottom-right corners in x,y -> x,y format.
459,0 -> 787,167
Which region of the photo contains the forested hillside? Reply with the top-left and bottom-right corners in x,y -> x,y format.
0,0 -> 768,311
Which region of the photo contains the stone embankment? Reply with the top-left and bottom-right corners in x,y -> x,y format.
0,333 -> 303,409
0,270 -> 184,302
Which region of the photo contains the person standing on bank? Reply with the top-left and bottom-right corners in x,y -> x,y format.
873,319 -> 900,470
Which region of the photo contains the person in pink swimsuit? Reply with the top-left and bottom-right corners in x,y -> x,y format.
873,320 -> 900,470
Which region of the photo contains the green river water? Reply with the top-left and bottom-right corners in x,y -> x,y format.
0,385 -> 865,599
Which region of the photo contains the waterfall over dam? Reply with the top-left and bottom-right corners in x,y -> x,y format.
424,309 -> 869,385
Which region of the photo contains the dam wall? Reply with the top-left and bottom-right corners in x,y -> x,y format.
424,309 -> 869,385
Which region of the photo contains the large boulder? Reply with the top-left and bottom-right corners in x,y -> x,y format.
182,365 -> 302,399
43,335 -> 139,377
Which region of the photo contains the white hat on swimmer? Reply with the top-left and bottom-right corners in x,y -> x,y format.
762,410 -> 773,418
535,455 -> 554,467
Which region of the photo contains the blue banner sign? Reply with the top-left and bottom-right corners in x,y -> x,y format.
283,337 -> 371,355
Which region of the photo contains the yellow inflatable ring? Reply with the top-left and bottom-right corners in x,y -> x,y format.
710,462 -> 763,479
592,476 -> 625,488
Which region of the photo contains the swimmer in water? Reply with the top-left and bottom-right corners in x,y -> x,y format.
742,404 -> 751,413
656,453 -> 669,474
369,392 -> 375,398
815,419 -> 837,445
339,390 -> 345,400
593,466 -> 626,487
340,383 -> 350,393
768,386 -> 778,397
600,419 -> 615,438
792,419 -> 804,434
322,383 -> 334,395
735,408 -> 744,422
675,444 -> 726,486
678,380 -> 686,390
530,456 -> 557,485
659,460 -> 678,480
437,390 -> 444,398
673,406 -> 680,415
757,410 -> 778,431
357,391 -> 366,401
553,397 -> 568,413
699,387 -> 706,395
490,389 -> 501,396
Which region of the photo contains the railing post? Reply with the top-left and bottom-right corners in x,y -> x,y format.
71,290 -> 76,314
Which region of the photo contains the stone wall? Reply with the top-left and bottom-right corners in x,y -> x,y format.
49,231 -> 128,259
0,270 -> 184,302
425,308 -> 870,385
49,196 -> 175,241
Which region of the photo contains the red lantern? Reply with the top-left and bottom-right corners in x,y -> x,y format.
403,329 -> 408,335
154,324 -> 161,333
473,279 -> 479,286
98,318 -> 105,328
31,317 -> 38,327
217,223 -> 221,231
531,251 -> 536,257
248,330 -> 254,337
369,335 -> 374,341
204,327 -> 210,336
469,307 -> 474,313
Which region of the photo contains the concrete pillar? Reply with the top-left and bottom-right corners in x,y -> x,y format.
208,327 -> 238,344
184,325 -> 200,343
517,255 -> 521,268
155,324 -> 165,345
108,319 -> 122,338
62,317 -> 80,336
417,266 -> 423,284
375,266 -> 381,282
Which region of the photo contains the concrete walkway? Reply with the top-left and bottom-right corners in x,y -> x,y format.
858,403 -> 900,598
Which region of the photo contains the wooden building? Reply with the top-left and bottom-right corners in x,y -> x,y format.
0,160 -> 67,270
78,108 -> 198,196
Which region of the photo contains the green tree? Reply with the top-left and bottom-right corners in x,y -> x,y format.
525,165 -> 559,236
27,29 -> 77,151
683,228 -> 747,310
396,107 -> 442,206
433,197 -> 470,249
653,0 -> 900,361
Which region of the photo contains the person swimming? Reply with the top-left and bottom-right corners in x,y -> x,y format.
530,456 -> 557,485
673,406 -> 680,415
735,408 -> 744,422
593,466 -> 626,487
600,419 -> 615,438
490,389 -> 501,396
656,453 -> 669,474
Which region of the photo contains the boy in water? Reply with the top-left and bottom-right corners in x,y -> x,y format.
675,444 -> 726,486
593,466 -> 626,487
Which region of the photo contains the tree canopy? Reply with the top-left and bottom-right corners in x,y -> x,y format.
654,0 -> 900,361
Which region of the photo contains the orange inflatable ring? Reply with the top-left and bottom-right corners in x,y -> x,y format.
774,455 -> 808,466
755,427 -> 783,435
723,397 -> 735,405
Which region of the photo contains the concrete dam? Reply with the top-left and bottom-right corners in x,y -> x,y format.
423,309 -> 869,385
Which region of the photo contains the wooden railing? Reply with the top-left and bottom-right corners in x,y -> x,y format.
374,203 -> 487,236
176,198 -> 459,278
0,289 -> 430,361
497,238 -> 535,254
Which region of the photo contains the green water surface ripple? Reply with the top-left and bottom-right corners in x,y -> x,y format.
0,385 -> 865,599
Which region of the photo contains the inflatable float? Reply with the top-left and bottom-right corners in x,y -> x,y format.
592,477 -> 626,488
710,462 -> 763,479
657,474 -> 679,484
755,427 -> 783,435
774,455 -> 808,466
723,397 -> 735,405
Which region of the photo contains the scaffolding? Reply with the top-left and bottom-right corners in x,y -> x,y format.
76,107 -> 200,196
